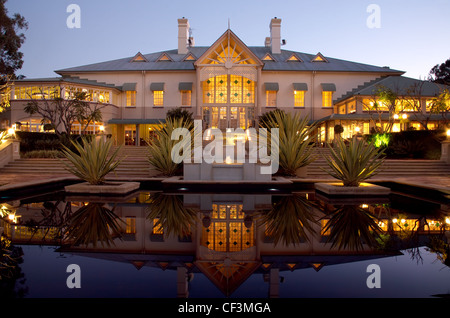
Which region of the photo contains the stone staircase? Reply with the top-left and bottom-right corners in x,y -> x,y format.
0,146 -> 157,179
307,147 -> 450,179
0,146 -> 449,181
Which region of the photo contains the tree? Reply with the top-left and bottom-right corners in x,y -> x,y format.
23,87 -> 106,136
429,58 -> 450,86
0,0 -> 27,111
0,0 -> 28,81
361,84 -> 398,133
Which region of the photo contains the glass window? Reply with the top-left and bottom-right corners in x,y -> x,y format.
180,90 -> 191,106
294,90 -> 305,107
266,91 -> 277,107
322,91 -> 333,107
153,91 -> 164,107
126,91 -> 136,107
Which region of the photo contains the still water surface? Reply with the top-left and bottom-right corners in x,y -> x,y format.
1,189 -> 449,298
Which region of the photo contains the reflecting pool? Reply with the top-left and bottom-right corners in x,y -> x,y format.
1,188 -> 450,298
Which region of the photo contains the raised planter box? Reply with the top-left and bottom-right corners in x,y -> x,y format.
314,182 -> 390,196
65,181 -> 140,195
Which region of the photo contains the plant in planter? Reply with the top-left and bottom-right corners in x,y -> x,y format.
321,136 -> 385,187
147,117 -> 194,176
259,111 -> 318,176
61,136 -> 122,185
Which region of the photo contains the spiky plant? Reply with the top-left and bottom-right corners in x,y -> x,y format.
60,136 -> 122,185
259,111 -> 318,176
321,205 -> 383,251
146,192 -> 198,239
259,194 -> 318,246
63,203 -> 124,247
322,137 -> 385,187
147,117 -> 195,176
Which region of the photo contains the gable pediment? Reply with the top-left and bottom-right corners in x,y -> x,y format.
195,29 -> 263,67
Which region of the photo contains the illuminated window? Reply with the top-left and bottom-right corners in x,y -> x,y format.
287,54 -> 301,62
153,91 -> 164,107
181,90 -> 191,106
266,91 -> 277,107
125,217 -> 136,234
262,53 -> 275,61
126,91 -> 136,107
294,90 -> 305,107
322,91 -> 333,107
202,75 -> 255,105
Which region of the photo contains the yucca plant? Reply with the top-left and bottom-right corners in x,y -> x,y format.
322,137 -> 385,187
63,203 -> 124,247
260,111 -> 318,176
60,136 -> 122,185
147,117 -> 195,176
146,192 -> 198,239
321,205 -> 383,251
259,194 -> 318,246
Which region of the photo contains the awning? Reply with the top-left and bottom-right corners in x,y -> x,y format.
150,82 -> 165,91
293,83 -> 308,91
178,82 -> 193,91
108,118 -> 165,125
321,83 -> 336,91
122,83 -> 137,91
264,82 -> 279,91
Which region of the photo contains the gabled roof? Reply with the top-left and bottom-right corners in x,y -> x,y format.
335,76 -> 450,104
53,29 -> 404,75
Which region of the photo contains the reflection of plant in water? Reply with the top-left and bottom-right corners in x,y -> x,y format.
0,236 -> 28,297
259,194 -> 318,246
426,236 -> 450,268
63,203 -> 124,247
146,192 -> 198,239
321,205 -> 382,251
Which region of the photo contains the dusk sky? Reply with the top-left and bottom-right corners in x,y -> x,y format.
6,0 -> 450,80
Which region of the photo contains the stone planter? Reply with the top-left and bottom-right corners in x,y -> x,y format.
314,182 -> 390,196
65,181 -> 140,195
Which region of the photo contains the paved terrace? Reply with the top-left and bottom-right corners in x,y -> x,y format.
0,146 -> 449,198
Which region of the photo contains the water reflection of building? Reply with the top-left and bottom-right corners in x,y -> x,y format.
0,191 -> 448,297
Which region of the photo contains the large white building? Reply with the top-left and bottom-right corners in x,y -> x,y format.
4,18 -> 449,145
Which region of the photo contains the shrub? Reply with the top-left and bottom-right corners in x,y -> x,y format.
322,137 -> 385,186
147,117 -> 194,176
60,136 -> 122,185
259,111 -> 318,176
21,150 -> 64,158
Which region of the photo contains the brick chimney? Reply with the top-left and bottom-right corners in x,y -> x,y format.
178,18 -> 190,55
270,17 -> 281,54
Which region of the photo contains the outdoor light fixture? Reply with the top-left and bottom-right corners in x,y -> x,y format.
393,114 -> 399,120
401,114 -> 407,120
7,127 -> 15,136
446,129 -> 450,139
99,125 -> 105,132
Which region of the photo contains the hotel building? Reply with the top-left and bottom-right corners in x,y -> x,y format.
2,18 -> 448,145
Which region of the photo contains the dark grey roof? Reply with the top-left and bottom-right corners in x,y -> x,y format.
335,76 -> 450,103
55,46 -> 404,74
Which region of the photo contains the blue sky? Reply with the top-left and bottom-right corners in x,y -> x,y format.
6,0 -> 450,80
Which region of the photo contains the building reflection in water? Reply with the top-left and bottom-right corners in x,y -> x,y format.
0,190 -> 449,297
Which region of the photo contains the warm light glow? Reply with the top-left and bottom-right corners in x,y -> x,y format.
446,129 -> 450,138
392,218 -> 398,223
446,217 -> 450,224
7,127 -> 15,136
99,125 -> 105,132
401,113 -> 407,119
393,114 -> 399,120
354,126 -> 360,132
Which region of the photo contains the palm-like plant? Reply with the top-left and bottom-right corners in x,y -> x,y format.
321,205 -> 383,251
259,194 -> 318,246
60,136 -> 122,185
260,111 -> 318,176
147,117 -> 194,176
63,203 -> 124,247
322,137 -> 385,187
146,192 -> 198,239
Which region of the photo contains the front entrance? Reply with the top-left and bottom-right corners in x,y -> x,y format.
204,106 -> 254,130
